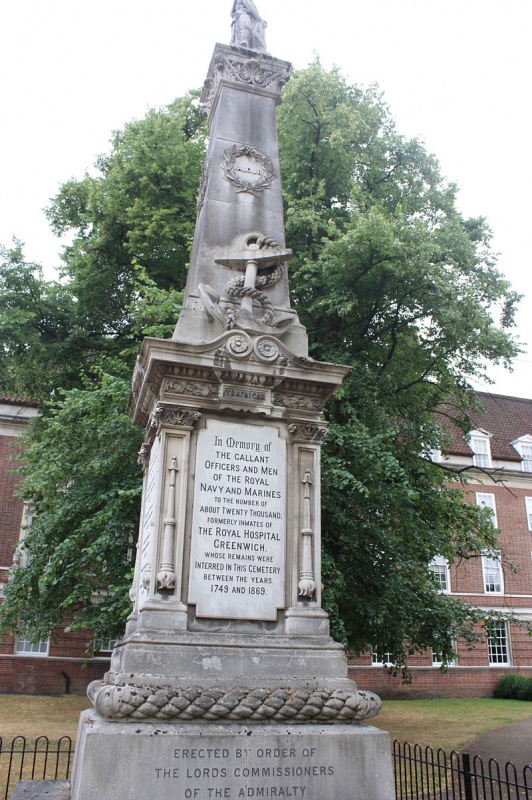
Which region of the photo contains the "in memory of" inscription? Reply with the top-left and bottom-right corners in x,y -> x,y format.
188,419 -> 286,620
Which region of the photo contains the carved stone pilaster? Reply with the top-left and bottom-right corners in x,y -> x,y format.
298,469 -> 317,600
156,457 -> 179,592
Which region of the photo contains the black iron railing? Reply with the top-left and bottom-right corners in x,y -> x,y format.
393,740 -> 532,800
0,736 -> 73,800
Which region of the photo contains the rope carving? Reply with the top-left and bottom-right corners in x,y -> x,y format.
89,682 -> 381,723
223,236 -> 284,329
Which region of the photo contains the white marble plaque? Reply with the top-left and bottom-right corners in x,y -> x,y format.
189,419 -> 286,620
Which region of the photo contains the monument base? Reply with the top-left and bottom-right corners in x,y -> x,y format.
71,711 -> 394,800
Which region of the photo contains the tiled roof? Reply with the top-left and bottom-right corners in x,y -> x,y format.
443,392 -> 532,463
0,396 -> 38,407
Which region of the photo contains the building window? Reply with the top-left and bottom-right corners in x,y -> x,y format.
482,550 -> 503,594
15,636 -> 49,657
488,623 -> 510,665
432,641 -> 456,667
520,444 -> 532,473
511,436 -> 532,473
429,555 -> 450,592
525,498 -> 532,531
476,492 -> 498,527
93,638 -> 118,654
371,648 -> 394,667
469,431 -> 492,468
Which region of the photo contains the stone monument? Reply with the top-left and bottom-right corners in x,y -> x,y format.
69,5 -> 395,800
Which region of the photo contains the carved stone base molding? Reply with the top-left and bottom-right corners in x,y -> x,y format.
88,681 -> 381,724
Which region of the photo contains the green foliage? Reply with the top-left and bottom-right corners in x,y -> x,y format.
494,674 -> 532,701
0,67 -> 524,667
1,362 -> 144,640
279,61 -> 522,670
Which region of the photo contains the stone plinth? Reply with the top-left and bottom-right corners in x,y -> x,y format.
71,712 -> 394,800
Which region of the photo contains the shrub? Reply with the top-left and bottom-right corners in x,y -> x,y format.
494,673 -> 532,700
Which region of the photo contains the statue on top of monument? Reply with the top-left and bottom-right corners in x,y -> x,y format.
230,0 -> 267,52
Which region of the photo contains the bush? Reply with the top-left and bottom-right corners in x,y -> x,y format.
494,673 -> 532,700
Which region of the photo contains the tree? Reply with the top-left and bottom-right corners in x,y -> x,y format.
278,63 -> 521,668
0,65 -> 522,669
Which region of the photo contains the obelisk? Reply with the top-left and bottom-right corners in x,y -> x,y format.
69,5 -> 395,799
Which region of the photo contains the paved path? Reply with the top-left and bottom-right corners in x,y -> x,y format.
462,716 -> 532,773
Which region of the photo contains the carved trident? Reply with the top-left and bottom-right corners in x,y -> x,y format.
157,457 -> 178,591
298,469 -> 317,599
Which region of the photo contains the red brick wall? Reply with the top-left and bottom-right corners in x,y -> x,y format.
452,484 -> 532,599
0,654 -> 109,695
349,665 -> 532,699
0,627 -> 110,695
0,435 -> 23,568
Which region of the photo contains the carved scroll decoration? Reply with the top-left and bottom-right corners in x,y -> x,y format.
201,54 -> 290,116
287,422 -> 328,444
155,406 -> 202,431
157,457 -> 178,592
298,470 -> 317,599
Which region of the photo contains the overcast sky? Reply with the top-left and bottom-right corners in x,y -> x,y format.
1,0 -> 531,397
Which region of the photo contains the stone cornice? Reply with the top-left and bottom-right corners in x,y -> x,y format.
200,44 -> 291,122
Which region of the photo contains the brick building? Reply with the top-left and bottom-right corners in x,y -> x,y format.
349,391 -> 532,698
0,397 -> 110,695
3,392 -> 532,696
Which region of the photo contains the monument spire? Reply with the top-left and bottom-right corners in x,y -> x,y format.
67,7 -> 394,800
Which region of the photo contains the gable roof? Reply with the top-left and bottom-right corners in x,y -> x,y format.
444,392 -> 532,463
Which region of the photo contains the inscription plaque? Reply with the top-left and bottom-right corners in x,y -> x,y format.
189,419 -> 286,620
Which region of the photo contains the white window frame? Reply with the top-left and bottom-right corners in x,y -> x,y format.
432,641 -> 456,667
482,549 -> 503,594
371,648 -> 394,667
429,555 -> 450,593
15,635 -> 49,657
511,435 -> 532,473
476,492 -> 498,527
93,638 -> 118,654
468,430 -> 492,469
525,497 -> 532,531
487,622 -> 510,665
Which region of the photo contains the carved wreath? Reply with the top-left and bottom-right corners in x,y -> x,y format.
221,145 -> 275,195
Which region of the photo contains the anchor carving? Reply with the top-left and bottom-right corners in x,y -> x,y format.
198,232 -> 294,336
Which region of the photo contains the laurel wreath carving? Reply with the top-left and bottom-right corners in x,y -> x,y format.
88,682 -> 381,723
221,145 -> 275,195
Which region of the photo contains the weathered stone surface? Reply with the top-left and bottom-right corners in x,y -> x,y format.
71,713 -> 395,800
11,782 -> 70,800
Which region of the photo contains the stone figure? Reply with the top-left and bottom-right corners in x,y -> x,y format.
230,0 -> 267,51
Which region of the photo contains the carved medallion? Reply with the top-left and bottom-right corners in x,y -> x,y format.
227,334 -> 253,358
221,144 -> 275,195
254,337 -> 279,362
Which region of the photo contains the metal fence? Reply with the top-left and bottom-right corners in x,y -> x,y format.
393,741 -> 532,800
0,735 -> 531,800
0,736 -> 74,800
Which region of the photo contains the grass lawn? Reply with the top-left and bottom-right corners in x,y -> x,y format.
373,698 -> 532,752
0,695 -> 530,753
